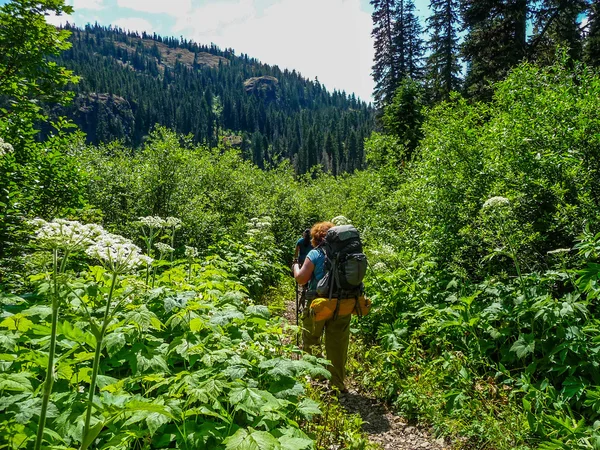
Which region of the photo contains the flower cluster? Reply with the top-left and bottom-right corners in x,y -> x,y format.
29,218 -> 154,274
155,242 -> 174,254
86,234 -> 153,274
0,137 -> 13,158
165,217 -> 182,229
482,196 -> 511,209
247,217 -> 272,230
372,261 -> 388,273
138,216 -> 166,229
331,215 -> 352,226
29,219 -> 104,251
185,246 -> 199,258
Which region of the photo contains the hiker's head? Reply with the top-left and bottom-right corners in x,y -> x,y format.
303,228 -> 311,240
310,221 -> 334,247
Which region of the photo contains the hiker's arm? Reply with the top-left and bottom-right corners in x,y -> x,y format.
293,258 -> 314,285
294,245 -> 299,259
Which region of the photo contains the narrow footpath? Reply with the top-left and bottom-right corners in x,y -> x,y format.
282,298 -> 450,450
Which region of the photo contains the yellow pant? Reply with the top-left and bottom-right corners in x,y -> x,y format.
302,310 -> 352,390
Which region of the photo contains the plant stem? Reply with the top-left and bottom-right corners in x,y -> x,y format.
81,271 -> 118,449
34,249 -> 60,450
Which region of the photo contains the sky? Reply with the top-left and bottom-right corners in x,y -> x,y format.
38,0 -> 431,102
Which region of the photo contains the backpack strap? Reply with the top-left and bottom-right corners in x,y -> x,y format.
331,256 -> 342,320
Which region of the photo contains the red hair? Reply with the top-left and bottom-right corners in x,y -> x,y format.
311,221 -> 334,247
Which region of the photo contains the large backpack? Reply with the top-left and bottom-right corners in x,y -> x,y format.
316,225 -> 368,300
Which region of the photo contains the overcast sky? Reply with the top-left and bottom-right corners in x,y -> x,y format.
40,0 -> 431,102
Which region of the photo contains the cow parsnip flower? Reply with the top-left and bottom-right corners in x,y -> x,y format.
165,217 -> 182,229
184,246 -> 198,258
138,216 -> 166,229
0,137 -> 13,157
155,242 -> 174,254
331,215 -> 352,226
29,218 -> 103,251
482,196 -> 510,209
86,233 -> 153,274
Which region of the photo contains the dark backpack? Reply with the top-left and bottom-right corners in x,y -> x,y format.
316,225 -> 368,299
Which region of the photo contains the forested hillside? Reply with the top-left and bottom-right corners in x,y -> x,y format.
50,25 -> 374,174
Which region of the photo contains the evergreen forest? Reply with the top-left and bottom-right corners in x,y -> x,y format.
50,24 -> 374,175
2,0 -> 600,449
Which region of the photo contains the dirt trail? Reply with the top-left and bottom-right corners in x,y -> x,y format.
282,298 -> 450,450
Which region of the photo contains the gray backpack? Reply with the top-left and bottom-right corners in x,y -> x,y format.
316,225 -> 368,299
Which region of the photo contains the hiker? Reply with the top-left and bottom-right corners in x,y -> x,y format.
294,228 -> 313,267
292,221 -> 351,393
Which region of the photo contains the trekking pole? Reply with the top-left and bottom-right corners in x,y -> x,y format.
295,281 -> 299,346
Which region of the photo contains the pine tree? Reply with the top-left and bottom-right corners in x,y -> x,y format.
531,0 -> 589,64
585,1 -> 600,66
461,0 -> 528,99
396,0 -> 425,81
371,0 -> 399,107
426,0 -> 461,101
382,78 -> 424,159
347,130 -> 359,173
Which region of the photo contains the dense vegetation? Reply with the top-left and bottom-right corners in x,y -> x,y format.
48,25 -> 374,175
3,0 -> 600,449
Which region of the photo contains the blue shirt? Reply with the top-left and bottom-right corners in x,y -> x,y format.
306,248 -> 326,291
296,237 -> 313,264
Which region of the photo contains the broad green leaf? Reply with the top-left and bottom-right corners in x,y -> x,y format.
0,372 -> 34,392
147,411 -> 171,436
189,317 -> 205,332
224,428 -> 281,450
296,398 -> 321,419
229,387 -> 265,414
278,436 -> 313,450
0,315 -> 33,332
510,334 -> 536,359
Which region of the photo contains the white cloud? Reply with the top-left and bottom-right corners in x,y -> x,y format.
177,0 -> 375,101
72,0 -> 104,11
173,0 -> 254,35
46,11 -> 72,27
117,0 -> 192,16
113,17 -> 154,33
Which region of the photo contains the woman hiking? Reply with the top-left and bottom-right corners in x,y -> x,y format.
292,221 -> 351,393
294,228 -> 313,267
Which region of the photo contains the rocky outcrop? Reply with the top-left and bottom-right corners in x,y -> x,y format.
243,76 -> 279,102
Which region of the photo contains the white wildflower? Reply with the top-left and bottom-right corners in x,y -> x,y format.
0,137 -> 13,158
331,215 -> 352,226
138,216 -> 166,229
155,242 -> 174,254
29,218 -> 103,251
165,217 -> 182,229
373,262 -> 388,272
482,196 -> 511,209
86,233 -> 153,274
184,246 -> 198,258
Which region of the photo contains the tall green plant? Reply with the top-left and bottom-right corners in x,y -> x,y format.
28,219 -> 103,450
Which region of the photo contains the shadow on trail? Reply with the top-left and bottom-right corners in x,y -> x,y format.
339,391 -> 392,435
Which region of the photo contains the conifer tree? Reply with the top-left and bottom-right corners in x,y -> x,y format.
461,0 -> 528,99
371,0 -> 399,107
530,0 -> 589,63
585,1 -> 600,66
426,0 -> 461,101
396,0 -> 425,81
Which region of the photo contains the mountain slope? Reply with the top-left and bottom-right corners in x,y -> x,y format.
55,24 -> 374,174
